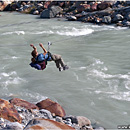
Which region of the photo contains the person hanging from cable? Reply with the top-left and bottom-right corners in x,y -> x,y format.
30,43 -> 69,71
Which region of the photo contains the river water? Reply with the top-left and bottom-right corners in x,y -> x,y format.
0,12 -> 130,129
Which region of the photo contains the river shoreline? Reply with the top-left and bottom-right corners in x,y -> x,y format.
0,98 -> 104,130
0,1 -> 130,27
0,1 -> 129,130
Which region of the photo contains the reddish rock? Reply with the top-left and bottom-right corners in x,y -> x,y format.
97,2 -> 111,10
76,4 -> 89,13
90,3 -> 98,11
9,98 -> 39,110
0,2 -> 9,11
24,118 -> 75,130
43,1 -> 51,9
0,99 -> 22,123
36,98 -> 66,117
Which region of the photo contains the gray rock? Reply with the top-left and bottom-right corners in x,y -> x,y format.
40,8 -> 53,18
77,116 -> 93,130
102,16 -> 111,24
122,20 -> 130,27
55,116 -> 63,123
39,109 -> 53,119
14,106 -> 53,126
66,15 -> 77,21
40,6 -> 63,18
113,14 -> 124,22
125,12 -> 130,21
125,1 -> 130,6
64,115 -> 78,124
0,118 -> 23,130
4,122 -> 23,130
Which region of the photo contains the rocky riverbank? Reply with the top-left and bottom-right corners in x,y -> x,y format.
1,1 -> 130,27
0,98 -> 104,130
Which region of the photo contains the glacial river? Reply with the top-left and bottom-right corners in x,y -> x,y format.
0,12 -> 130,129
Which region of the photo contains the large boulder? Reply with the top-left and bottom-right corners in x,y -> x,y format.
9,98 -> 39,110
75,4 -> 89,13
36,98 -> 66,117
24,118 -> 75,130
0,1 -> 9,11
97,2 -> 112,10
40,6 -> 63,18
0,99 -> 22,123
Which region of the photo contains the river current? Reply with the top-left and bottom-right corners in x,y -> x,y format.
0,12 -> 130,129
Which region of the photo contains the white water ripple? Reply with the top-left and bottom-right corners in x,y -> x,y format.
1,31 -> 25,35
56,27 -> 94,36
1,77 -> 25,87
0,71 -> 26,87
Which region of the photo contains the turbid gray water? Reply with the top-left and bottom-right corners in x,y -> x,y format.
0,12 -> 130,129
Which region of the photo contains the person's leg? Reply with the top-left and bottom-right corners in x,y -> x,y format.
51,54 -> 68,71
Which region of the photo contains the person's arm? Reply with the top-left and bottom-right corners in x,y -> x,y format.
30,44 -> 37,51
39,43 -> 47,55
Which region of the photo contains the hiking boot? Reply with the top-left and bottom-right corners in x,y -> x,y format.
63,65 -> 69,70
59,67 -> 63,71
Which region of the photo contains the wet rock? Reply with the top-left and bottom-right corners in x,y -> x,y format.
0,99 -> 22,123
9,98 -> 39,110
36,98 -> 66,117
40,6 -> 63,18
24,118 -> 75,130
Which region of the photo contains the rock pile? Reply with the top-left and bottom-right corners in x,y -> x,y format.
1,1 -> 130,27
0,98 -> 96,130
